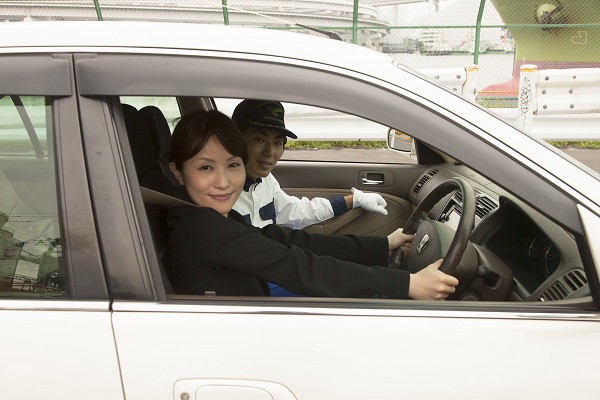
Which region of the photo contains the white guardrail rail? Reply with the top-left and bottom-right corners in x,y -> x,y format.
281,65 -> 600,141
514,65 -> 600,139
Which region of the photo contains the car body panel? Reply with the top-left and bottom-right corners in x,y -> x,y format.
111,301 -> 600,400
0,301 -> 123,400
3,21 -> 392,74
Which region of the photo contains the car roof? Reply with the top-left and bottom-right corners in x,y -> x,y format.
0,21 -> 393,71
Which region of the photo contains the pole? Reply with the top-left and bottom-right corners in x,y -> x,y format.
352,0 -> 359,44
473,0 -> 486,64
93,0 -> 103,21
463,64 -> 480,101
222,0 -> 229,25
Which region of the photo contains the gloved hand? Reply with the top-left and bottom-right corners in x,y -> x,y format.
351,187 -> 388,215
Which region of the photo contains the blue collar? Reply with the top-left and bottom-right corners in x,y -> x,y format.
243,177 -> 262,192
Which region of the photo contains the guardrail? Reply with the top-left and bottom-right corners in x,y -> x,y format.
491,109 -> 600,141
418,65 -> 479,101
420,65 -> 600,140
515,65 -> 600,137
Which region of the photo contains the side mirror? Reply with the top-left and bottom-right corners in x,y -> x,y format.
387,128 -> 414,152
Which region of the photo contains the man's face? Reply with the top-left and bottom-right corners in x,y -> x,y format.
242,127 -> 285,179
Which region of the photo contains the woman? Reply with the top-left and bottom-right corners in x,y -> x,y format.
167,110 -> 458,299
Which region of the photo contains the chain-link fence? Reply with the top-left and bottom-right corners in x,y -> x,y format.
3,0 -> 599,106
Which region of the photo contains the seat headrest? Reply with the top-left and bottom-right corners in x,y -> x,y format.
140,105 -> 172,161
122,104 -> 155,179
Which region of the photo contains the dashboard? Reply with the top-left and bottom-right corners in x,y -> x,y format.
408,164 -> 589,302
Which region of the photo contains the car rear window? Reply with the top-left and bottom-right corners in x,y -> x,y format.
0,95 -> 66,298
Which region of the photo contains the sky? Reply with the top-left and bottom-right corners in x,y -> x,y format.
387,0 -> 503,25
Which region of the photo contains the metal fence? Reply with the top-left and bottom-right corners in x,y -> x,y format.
3,0 -> 600,106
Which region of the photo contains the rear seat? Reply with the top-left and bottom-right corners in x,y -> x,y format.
139,105 -> 179,190
121,104 -> 175,294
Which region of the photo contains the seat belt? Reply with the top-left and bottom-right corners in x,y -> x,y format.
140,186 -> 196,208
141,187 -> 220,297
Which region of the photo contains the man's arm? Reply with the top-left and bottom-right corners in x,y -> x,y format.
274,188 -> 342,229
272,177 -> 388,229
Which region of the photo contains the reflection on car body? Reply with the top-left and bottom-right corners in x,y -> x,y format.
1,21 -> 600,400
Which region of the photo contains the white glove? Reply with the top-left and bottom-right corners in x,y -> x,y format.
351,187 -> 388,215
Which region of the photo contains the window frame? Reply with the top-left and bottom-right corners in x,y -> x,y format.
0,53 -> 109,301
74,51 -> 598,309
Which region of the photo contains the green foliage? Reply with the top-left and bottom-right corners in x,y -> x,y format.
476,97 -> 518,108
0,140 -> 47,152
285,140 -> 600,150
548,141 -> 600,149
286,141 -> 387,150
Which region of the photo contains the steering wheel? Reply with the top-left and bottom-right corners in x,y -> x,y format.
389,177 -> 476,276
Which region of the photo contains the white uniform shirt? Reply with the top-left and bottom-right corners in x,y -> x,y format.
233,174 -> 348,229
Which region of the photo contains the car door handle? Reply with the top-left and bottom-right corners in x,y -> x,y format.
361,177 -> 384,185
175,379 -> 296,400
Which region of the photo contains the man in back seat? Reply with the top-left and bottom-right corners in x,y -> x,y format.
231,99 -> 388,230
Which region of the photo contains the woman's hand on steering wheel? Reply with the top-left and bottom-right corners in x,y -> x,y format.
387,228 -> 414,257
408,259 -> 459,300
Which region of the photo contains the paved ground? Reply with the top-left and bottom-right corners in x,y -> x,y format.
283,147 -> 600,174
559,148 -> 600,173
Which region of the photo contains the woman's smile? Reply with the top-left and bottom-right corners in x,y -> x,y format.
210,192 -> 235,201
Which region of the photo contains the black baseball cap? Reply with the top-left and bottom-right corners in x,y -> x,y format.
232,100 -> 298,139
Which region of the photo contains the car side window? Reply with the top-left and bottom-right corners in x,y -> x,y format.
0,95 -> 65,298
214,98 -> 416,163
120,96 -> 180,133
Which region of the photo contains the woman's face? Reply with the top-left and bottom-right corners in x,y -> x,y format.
170,135 -> 245,217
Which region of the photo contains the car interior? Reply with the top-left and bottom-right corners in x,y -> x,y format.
114,95 -> 594,306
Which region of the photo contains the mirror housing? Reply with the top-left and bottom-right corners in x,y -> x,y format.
387,128 -> 414,152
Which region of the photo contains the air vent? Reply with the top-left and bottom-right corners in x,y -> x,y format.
538,281 -> 568,301
475,195 -> 498,219
451,189 -> 498,220
538,269 -> 588,301
453,189 -> 462,203
563,269 -> 587,291
413,168 -> 438,194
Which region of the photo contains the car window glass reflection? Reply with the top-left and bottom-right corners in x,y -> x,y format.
0,95 -> 65,298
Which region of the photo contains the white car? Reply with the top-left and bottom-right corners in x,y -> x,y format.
1,21 -> 599,400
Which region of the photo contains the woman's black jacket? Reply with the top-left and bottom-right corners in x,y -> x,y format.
167,188 -> 410,298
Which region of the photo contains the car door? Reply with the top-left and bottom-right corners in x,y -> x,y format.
273,156 -> 421,236
73,48 -> 600,400
0,54 -> 123,399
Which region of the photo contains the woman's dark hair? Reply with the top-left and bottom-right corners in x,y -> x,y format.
169,110 -> 248,170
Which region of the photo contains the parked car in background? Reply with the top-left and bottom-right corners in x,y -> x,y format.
1,21 -> 599,400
